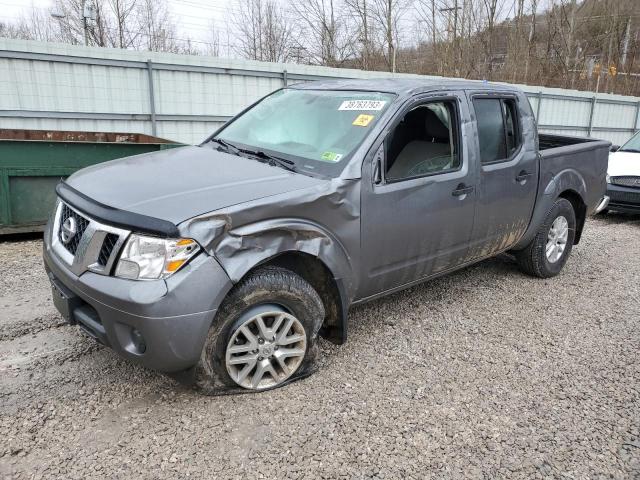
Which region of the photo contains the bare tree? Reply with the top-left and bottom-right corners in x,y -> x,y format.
231,0 -> 295,62
205,20 -> 221,57
1,0 -> 638,95
12,6 -> 61,42
479,0 -> 504,79
523,0 -> 539,84
371,0 -> 409,72
345,0 -> 378,69
415,0 -> 443,73
136,0 -> 181,52
108,0 -> 139,48
0,20 -> 31,40
291,0 -> 354,66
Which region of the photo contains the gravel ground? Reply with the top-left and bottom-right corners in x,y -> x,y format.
0,213 -> 639,479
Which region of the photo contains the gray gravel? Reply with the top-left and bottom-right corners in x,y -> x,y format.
1,213 -> 639,479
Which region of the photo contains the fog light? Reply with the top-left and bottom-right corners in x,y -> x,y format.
131,328 -> 146,354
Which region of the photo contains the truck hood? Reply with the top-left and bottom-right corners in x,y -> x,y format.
608,150 -> 640,177
66,145 -> 326,224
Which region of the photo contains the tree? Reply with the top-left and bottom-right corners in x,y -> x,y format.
136,0 -> 181,52
205,20 -> 221,57
290,0 -> 354,67
345,0 -> 377,70
371,0 -> 409,72
231,0 -> 295,62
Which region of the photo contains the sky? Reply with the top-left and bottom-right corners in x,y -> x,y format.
0,0 -> 232,46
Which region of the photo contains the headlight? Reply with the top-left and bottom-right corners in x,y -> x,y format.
115,234 -> 200,280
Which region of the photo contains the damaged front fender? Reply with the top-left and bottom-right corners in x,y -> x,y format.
211,219 -> 352,285
178,178 -> 361,348
178,178 -> 360,299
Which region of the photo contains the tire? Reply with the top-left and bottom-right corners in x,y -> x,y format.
194,266 -> 325,394
515,198 -> 576,278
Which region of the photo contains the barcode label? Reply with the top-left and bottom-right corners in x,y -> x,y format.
338,100 -> 387,111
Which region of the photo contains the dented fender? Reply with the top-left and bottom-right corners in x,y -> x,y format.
178,177 -> 361,302
209,219 -> 353,287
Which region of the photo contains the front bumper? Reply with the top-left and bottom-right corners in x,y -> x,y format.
606,184 -> 640,214
43,223 -> 233,372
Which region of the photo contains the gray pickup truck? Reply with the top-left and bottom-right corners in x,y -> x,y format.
43,79 -> 610,393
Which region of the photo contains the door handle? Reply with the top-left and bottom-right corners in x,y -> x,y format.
515,170 -> 533,182
452,183 -> 474,197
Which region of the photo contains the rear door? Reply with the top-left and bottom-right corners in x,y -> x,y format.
358,92 -> 476,298
466,92 -> 538,259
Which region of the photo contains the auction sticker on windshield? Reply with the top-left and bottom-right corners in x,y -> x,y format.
339,100 -> 387,111
352,114 -> 374,127
320,151 -> 343,162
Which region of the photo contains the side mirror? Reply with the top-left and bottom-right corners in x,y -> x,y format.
373,145 -> 383,185
610,144 -> 620,152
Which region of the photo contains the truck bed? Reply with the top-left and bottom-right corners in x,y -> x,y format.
537,133 -> 610,216
538,133 -> 603,151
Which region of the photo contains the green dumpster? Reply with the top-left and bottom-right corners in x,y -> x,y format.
0,129 -> 182,234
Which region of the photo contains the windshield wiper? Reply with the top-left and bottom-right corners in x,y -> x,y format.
210,138 -> 296,172
210,137 -> 241,155
619,148 -> 640,153
238,148 -> 297,172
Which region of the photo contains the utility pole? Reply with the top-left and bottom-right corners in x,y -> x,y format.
439,4 -> 461,75
51,1 -> 95,46
621,18 -> 631,68
439,5 -> 461,42
82,1 -> 96,46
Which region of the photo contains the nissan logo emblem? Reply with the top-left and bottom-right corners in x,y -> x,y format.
60,216 -> 77,244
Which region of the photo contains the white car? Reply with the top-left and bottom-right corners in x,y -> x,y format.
607,131 -> 640,213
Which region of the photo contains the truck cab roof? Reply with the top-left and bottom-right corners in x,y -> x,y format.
290,77 -> 520,97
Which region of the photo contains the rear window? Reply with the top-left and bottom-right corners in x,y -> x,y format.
474,98 -> 521,164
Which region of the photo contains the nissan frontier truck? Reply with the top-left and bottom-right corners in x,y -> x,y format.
43,79 -> 610,393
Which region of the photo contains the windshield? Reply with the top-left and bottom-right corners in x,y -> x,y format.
619,131 -> 640,153
214,89 -> 396,175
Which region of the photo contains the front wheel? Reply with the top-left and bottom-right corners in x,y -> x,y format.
194,266 -> 325,394
515,198 -> 576,278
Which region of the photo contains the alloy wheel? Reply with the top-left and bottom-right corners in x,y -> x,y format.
225,308 -> 307,390
546,215 -> 569,263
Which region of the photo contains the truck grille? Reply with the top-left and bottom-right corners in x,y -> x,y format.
609,189 -> 640,205
610,176 -> 640,188
58,203 -> 90,255
98,233 -> 120,267
51,201 -> 130,277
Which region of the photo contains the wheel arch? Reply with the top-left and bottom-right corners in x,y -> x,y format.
558,189 -> 587,244
210,220 -> 354,344
513,168 -> 588,250
251,251 -> 349,344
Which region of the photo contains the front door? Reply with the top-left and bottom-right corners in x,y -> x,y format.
359,94 -> 476,299
466,93 -> 539,259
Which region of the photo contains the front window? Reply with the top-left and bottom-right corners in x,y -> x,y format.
385,100 -> 460,181
214,89 -> 396,176
619,131 -> 640,153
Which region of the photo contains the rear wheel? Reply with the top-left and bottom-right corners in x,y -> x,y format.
194,266 -> 324,393
515,198 -> 576,278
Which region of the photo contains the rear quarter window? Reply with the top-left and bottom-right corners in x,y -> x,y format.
474,97 -> 522,164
